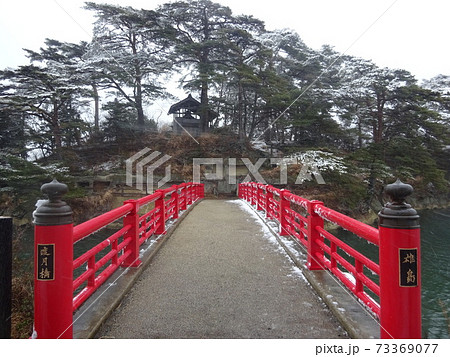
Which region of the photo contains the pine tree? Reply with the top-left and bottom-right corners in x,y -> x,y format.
0,39 -> 90,158
84,2 -> 171,130
158,0 -> 264,133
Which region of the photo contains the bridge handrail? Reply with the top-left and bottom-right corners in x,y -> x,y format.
239,182 -> 380,314
33,181 -> 204,338
71,184 -> 203,311
73,203 -> 134,243
313,205 -> 379,245
136,190 -> 162,207
238,181 -> 422,339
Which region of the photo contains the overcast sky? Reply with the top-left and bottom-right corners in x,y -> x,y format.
0,0 -> 449,81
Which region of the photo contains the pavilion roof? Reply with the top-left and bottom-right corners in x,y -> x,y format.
168,94 -> 218,120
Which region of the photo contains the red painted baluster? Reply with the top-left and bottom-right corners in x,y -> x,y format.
279,189 -> 290,236
87,256 -> 96,287
241,183 -> 247,201
187,183 -> 193,205
354,260 -> 364,295
155,189 -> 166,235
330,241 -> 337,271
256,184 -> 264,211
200,183 -> 205,199
173,187 -> 179,219
190,183 -> 195,201
266,186 -> 273,220
168,185 -> 176,219
195,183 -> 200,200
180,183 -> 187,211
195,183 -> 199,200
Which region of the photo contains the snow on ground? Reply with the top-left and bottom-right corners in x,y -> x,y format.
228,199 -> 383,322
286,150 -> 348,174
227,199 -> 309,283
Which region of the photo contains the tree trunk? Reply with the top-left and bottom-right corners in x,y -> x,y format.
92,83 -> 100,130
199,47 -> 210,133
358,115 -> 363,149
132,32 -> 145,129
135,89 -> 145,129
199,13 -> 210,134
238,81 -> 245,142
52,101 -> 62,158
374,100 -> 385,144
372,92 -> 386,144
200,80 -> 209,133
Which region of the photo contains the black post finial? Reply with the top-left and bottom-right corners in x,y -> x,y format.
41,179 -> 68,202
384,178 -> 414,205
378,179 -> 419,229
33,179 -> 73,226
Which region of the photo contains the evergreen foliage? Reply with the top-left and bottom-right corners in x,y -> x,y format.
0,0 -> 449,217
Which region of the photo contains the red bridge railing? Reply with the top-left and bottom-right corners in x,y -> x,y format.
32,178 -> 420,339
33,180 -> 204,339
239,181 -> 421,339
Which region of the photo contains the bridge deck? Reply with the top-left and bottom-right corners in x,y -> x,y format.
95,199 -> 347,338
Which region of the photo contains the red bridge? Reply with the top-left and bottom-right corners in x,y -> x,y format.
32,179 -> 421,339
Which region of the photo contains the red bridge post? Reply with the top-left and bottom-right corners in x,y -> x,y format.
238,183 -> 244,199
180,183 -> 187,211
173,186 -> 180,219
187,183 -> 193,205
256,184 -> 264,211
33,180 -> 73,339
242,182 -> 249,201
306,200 -> 325,270
121,199 -> 142,267
155,189 -> 166,235
265,187 -> 274,220
279,190 -> 290,236
251,183 -> 257,207
247,183 -> 253,205
379,179 -> 421,339
199,183 -> 205,199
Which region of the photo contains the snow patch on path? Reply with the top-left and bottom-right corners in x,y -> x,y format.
227,199 -> 308,283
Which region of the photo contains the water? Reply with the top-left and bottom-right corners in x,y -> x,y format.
419,208 -> 450,338
334,208 -> 450,339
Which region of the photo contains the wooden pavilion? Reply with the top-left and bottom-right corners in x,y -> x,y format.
168,94 -> 218,136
